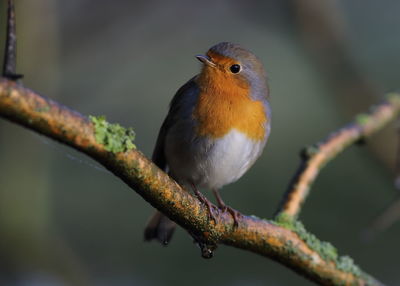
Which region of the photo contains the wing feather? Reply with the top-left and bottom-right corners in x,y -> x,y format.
151,76 -> 198,170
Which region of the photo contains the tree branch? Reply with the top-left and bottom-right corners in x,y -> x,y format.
276,94 -> 400,219
0,78 -> 394,286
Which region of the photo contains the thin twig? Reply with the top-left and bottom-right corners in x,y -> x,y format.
0,1 -> 394,285
0,79 -> 389,286
2,0 -> 23,80
276,94 -> 400,220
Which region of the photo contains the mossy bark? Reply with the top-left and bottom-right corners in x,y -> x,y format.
0,79 -> 392,286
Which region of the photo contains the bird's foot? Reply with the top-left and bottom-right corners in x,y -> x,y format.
219,204 -> 240,228
193,189 -> 217,223
212,189 -> 240,228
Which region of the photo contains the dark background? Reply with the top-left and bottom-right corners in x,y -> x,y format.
0,1 -> 399,285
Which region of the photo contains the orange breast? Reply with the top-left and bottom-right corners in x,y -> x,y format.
193,70 -> 267,140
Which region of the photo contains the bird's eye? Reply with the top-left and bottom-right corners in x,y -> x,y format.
229,64 -> 241,74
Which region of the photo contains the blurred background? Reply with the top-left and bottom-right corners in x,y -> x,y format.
0,0 -> 399,285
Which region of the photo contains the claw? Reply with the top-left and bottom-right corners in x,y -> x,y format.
191,184 -> 217,223
226,206 -> 240,227
212,189 -> 240,228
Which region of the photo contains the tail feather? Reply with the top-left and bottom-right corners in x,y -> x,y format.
144,211 -> 176,245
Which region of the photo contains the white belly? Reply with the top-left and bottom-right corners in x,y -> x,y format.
165,129 -> 265,190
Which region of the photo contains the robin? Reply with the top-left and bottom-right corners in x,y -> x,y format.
144,42 -> 271,245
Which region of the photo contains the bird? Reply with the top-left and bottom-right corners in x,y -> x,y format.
144,42 -> 271,245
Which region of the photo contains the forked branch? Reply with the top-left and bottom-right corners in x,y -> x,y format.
276,94 -> 400,219
0,78 -> 395,286
0,1 -> 398,285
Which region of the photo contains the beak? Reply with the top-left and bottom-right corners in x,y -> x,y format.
195,54 -> 216,67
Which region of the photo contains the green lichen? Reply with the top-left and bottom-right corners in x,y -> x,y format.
355,113 -> 370,125
285,240 -> 313,262
89,115 -> 136,153
274,215 -> 338,262
336,256 -> 362,277
273,213 -> 363,278
274,212 -> 295,229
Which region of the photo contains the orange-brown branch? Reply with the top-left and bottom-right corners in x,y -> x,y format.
277,94 -> 400,219
0,78 -> 390,286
